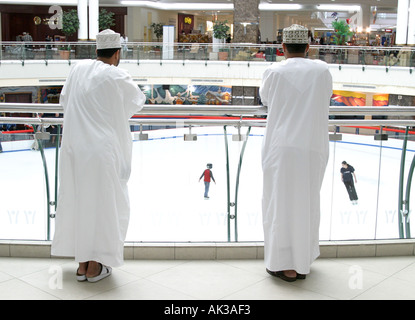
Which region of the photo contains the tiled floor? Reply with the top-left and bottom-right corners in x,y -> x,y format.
1,256 -> 415,300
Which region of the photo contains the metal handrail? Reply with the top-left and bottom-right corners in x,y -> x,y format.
1,103 -> 415,127
0,103 -> 267,116
2,41 -> 415,51
1,104 -> 415,128
1,103 -> 415,116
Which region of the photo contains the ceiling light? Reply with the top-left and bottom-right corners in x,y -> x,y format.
317,4 -> 361,12
259,4 -> 302,10
121,1 -> 234,11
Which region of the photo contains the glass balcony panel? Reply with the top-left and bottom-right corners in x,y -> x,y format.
121,43 -> 134,60
126,126 -> 229,242
0,129 -> 54,240
1,42 -> 415,67
319,133 -> 336,241
327,128 -> 381,240
2,105 -> 415,244
376,128 -> 415,239
233,127 -> 264,242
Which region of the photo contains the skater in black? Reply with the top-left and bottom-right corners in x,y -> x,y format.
341,161 -> 358,204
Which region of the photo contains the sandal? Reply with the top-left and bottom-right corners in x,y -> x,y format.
76,269 -> 87,282
86,263 -> 112,283
76,262 -> 89,282
266,268 -> 297,282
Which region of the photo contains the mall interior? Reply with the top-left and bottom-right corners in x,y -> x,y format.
0,0 -> 415,301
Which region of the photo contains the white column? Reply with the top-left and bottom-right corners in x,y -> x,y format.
408,0 -> 415,45
360,4 -> 371,31
88,0 -> 99,40
260,11 -> 276,42
77,0 -> 88,40
396,0 -> 409,44
162,25 -> 174,60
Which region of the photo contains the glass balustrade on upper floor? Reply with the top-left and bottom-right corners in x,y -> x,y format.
0,41 -> 414,68
0,104 -> 414,243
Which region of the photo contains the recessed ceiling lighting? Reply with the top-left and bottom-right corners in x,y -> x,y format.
121,1 -> 234,11
259,3 -> 302,10
317,4 -> 361,11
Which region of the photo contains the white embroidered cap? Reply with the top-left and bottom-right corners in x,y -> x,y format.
96,29 -> 121,50
283,24 -> 309,44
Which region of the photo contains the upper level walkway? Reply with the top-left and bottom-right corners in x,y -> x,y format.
0,42 -> 414,96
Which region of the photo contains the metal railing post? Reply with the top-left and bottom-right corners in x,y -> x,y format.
233,126 -> 251,242
224,126 -> 231,242
398,127 -> 409,238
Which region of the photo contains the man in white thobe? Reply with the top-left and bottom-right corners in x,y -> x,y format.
51,30 -> 146,282
260,24 -> 332,282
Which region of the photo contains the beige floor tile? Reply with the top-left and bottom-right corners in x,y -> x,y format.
0,256 -> 414,300
328,256 -> 415,277
88,278 -> 196,300
223,277 -> 334,300
119,260 -> 187,278
19,261 -> 139,300
354,277 -> 415,300
388,261 -> 415,286
290,258 -> 389,300
147,260 -> 266,300
0,257 -> 66,278
0,278 -> 59,300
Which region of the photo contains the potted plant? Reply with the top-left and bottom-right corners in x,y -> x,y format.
99,9 -> 115,31
150,22 -> 164,42
331,20 -> 353,63
60,9 -> 79,59
332,20 -> 353,45
212,20 -> 230,59
213,20 -> 230,40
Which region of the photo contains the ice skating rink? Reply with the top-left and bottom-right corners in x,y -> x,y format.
0,126 -> 414,242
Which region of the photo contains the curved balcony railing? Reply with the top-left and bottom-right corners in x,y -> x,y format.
0,103 -> 415,243
1,41 -> 414,68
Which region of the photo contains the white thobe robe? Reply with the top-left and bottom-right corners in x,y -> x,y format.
51,60 -> 146,267
260,58 -> 332,274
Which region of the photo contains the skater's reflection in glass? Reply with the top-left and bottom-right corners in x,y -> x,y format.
340,161 -> 358,205
199,163 -> 216,200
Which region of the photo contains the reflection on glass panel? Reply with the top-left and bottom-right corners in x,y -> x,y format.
320,132 -> 335,241
235,128 -> 263,242
0,130 -> 56,240
376,128 -> 415,239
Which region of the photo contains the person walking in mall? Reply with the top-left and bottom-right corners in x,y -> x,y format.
260,24 -> 333,282
341,161 -> 358,204
51,29 -> 146,282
